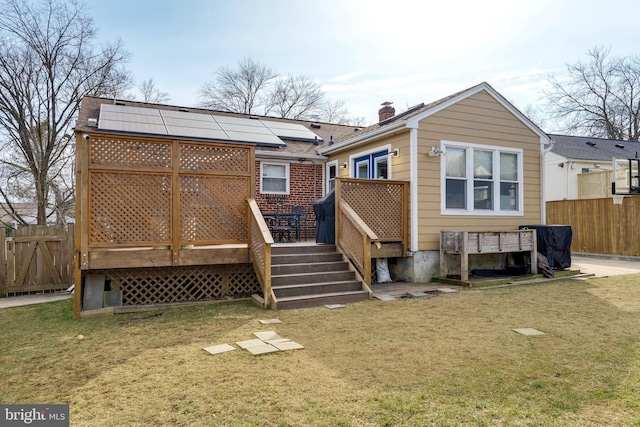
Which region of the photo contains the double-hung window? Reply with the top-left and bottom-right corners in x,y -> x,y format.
261,162 -> 289,194
442,141 -> 522,215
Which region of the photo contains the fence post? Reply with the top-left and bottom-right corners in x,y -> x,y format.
0,227 -> 5,296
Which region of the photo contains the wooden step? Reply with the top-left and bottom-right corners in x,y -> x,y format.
273,280 -> 363,298
271,270 -> 356,286
271,261 -> 349,276
271,244 -> 336,256
276,290 -> 370,310
271,252 -> 343,265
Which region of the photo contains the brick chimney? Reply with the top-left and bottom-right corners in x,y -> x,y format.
378,101 -> 395,122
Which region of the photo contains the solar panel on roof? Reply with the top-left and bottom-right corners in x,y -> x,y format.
162,116 -> 223,130
165,126 -> 230,140
97,104 -> 305,147
261,120 -> 322,141
213,115 -> 265,127
225,131 -> 283,145
218,122 -> 275,135
159,109 -> 214,121
101,103 -> 161,117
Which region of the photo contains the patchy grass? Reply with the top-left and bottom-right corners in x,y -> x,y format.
1,276 -> 640,426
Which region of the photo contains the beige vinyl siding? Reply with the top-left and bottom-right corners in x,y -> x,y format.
416,91 -> 542,251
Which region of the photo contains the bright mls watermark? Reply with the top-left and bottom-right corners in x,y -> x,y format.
1,405 -> 69,426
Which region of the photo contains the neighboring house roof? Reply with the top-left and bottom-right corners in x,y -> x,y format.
0,203 -> 41,225
320,82 -> 550,154
549,134 -> 640,162
76,96 -> 360,159
0,203 -> 75,226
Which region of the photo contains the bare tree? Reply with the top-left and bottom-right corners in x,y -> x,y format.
138,78 -> 170,104
198,58 -> 364,125
544,47 -> 640,141
0,0 -> 131,226
316,98 -> 367,126
198,57 -> 277,114
265,75 -> 323,120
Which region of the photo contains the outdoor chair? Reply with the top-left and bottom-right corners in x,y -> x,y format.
270,205 -> 298,242
291,205 -> 311,241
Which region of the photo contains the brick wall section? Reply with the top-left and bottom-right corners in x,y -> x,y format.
254,160 -> 323,237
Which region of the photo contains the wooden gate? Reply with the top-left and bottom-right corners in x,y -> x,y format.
1,225 -> 74,294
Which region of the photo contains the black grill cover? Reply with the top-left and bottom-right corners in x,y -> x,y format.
519,225 -> 572,269
314,190 -> 335,244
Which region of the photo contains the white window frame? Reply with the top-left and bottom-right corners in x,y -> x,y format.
326,160 -> 338,194
260,161 -> 290,195
348,144 -> 392,179
440,140 -> 524,216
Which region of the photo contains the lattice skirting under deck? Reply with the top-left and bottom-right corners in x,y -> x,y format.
88,264 -> 260,306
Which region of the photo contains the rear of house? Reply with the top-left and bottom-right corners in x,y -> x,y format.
72,82 -> 549,315
321,83 -> 549,282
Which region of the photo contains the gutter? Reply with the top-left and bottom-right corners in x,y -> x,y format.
255,150 -> 327,161
318,120 -> 407,155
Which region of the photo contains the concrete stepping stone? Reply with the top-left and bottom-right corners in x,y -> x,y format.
406,291 -> 429,298
324,304 -> 345,309
203,343 -> 236,355
236,339 -> 267,349
513,328 -> 545,336
246,344 -> 279,355
375,294 -> 396,301
259,319 -> 282,324
271,341 -> 304,351
253,331 -> 283,341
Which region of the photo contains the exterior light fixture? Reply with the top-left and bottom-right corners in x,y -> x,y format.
428,146 -> 445,157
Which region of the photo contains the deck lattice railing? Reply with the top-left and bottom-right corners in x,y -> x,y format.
248,198 -> 274,308
335,178 -> 408,286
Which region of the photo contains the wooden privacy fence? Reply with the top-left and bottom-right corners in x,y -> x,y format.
1,225 -> 74,294
546,197 -> 640,256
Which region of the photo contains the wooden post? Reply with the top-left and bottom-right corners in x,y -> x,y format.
461,231 -> 469,281
171,140 -> 180,266
363,236 -> 371,287
440,232 -> 448,279
530,231 -> 538,275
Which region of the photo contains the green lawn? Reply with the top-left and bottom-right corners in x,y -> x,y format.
1,276 -> 639,426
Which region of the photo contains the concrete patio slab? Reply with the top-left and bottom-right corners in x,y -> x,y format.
0,292 -> 72,309
236,339 -> 267,349
513,328 -> 545,336
264,338 -> 291,345
272,340 -> 304,351
246,344 -> 279,355
253,331 -> 283,341
203,343 -> 236,355
406,291 -> 429,298
258,318 -> 282,324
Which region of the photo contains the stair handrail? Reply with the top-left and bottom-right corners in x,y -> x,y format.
337,201 -> 379,287
247,198 -> 275,308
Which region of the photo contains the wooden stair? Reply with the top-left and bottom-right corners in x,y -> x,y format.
254,244 -> 370,310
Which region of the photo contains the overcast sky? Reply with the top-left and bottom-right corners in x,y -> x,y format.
87,0 -> 640,127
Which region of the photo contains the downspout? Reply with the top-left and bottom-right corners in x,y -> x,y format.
541,138 -> 555,224
409,127 -> 419,252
